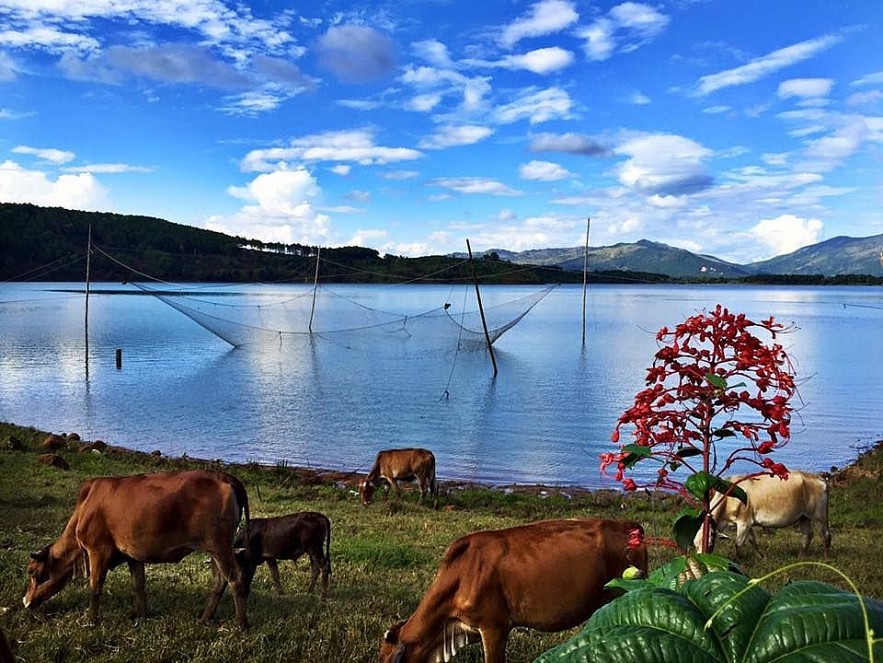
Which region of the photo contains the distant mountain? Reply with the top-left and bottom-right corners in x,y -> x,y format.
746,234 -> 883,276
462,236 -> 883,279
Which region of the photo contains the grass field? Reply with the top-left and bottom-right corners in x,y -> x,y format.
1,421 -> 881,662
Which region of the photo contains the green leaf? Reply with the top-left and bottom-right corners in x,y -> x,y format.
712,477 -> 748,505
711,428 -> 736,439
622,444 -> 651,457
673,509 -> 704,552
685,471 -> 715,501
706,373 -> 727,389
675,447 -> 702,459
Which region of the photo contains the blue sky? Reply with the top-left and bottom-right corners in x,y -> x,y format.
1,0 -> 881,264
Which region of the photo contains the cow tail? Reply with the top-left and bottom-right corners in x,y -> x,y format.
227,473 -> 251,559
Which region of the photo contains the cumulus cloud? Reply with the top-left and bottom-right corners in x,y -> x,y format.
207,166 -> 331,245
315,25 -> 396,83
241,129 -> 422,172
494,87 -> 573,125
578,2 -> 669,61
614,133 -> 713,196
484,47 -> 575,74
412,39 -> 454,68
695,34 -> 840,96
749,214 -> 823,256
0,160 -> 109,209
499,0 -> 579,49
419,125 -> 493,149
519,160 -> 574,181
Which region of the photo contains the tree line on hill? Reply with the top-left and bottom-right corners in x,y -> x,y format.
1,203 -> 880,286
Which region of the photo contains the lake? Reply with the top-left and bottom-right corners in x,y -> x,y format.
1,281 -> 881,489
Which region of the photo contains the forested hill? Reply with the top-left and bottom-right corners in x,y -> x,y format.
0,203 -> 585,285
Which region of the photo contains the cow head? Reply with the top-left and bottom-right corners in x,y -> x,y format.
23,545 -> 79,609
359,480 -> 377,506
379,621 -> 408,663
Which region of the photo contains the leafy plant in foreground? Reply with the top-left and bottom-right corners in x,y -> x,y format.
538,305 -> 883,662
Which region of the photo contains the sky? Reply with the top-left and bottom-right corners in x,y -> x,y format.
1,0 -> 881,264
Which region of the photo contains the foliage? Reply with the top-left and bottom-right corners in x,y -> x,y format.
536,558 -> 883,662
601,304 -> 798,551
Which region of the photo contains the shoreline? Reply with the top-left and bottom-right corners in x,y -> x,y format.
23,424 -> 883,499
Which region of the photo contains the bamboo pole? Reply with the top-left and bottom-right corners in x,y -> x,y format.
581,217 -> 591,347
466,239 -> 497,377
308,245 -> 321,333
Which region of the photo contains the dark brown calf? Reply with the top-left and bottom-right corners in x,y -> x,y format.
360,448 -> 437,506
380,518 -> 647,663
234,511 -> 331,598
23,469 -> 250,628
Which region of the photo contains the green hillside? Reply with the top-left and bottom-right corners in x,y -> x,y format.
0,203 -> 580,285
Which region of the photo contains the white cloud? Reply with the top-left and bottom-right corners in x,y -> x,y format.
529,132 -> 610,155
241,129 -> 423,172
63,163 -> 153,174
500,47 -> 575,74
408,93 -> 442,112
778,78 -> 834,99
419,125 -> 493,149
696,34 -> 840,96
614,133 -> 713,196
0,52 -> 17,81
847,90 -> 883,106
12,145 -> 75,164
749,214 -> 823,256
499,0 -> 579,49
494,87 -> 573,125
578,2 -> 669,62
851,71 -> 883,87
0,160 -> 109,209
207,166 -> 331,245
630,91 -> 650,105
329,164 -> 351,176
412,40 -> 454,68
519,160 -> 573,181
427,177 -> 522,196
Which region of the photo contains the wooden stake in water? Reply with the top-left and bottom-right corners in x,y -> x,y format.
84,224 -> 92,371
309,245 -> 321,333
581,217 -> 591,348
466,238 -> 498,377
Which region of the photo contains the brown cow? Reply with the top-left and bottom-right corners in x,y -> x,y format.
360,448 -> 437,506
233,511 -> 332,598
23,469 -> 251,628
380,518 -> 647,663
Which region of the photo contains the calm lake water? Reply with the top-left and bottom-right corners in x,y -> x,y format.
1,281 -> 881,489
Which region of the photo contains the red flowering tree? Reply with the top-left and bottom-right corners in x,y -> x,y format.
602,304 -> 798,552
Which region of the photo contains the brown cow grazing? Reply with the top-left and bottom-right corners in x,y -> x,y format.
360,448 -> 437,507
23,469 -> 251,629
233,511 -> 332,598
380,518 -> 647,663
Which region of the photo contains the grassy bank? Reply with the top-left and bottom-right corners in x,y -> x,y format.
1,422 -> 881,663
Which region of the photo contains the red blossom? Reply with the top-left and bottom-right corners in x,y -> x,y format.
602,304 -> 798,553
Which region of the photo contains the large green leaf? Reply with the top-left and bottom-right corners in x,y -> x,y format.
536,569 -> 883,663
744,581 -> 883,663
535,586 -> 723,663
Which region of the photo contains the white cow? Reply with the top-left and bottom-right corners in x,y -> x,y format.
694,470 -> 831,557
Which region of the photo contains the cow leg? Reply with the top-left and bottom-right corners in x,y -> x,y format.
798,518 -> 814,555
305,553 -> 323,594
821,519 -> 832,558
320,555 -> 331,598
128,560 -> 147,618
267,558 -> 284,594
480,627 -> 509,663
86,551 -> 111,625
202,554 -> 249,630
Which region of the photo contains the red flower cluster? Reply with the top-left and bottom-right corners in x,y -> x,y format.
601,305 -> 799,551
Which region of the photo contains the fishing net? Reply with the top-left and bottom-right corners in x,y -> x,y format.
131,281 -> 556,354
